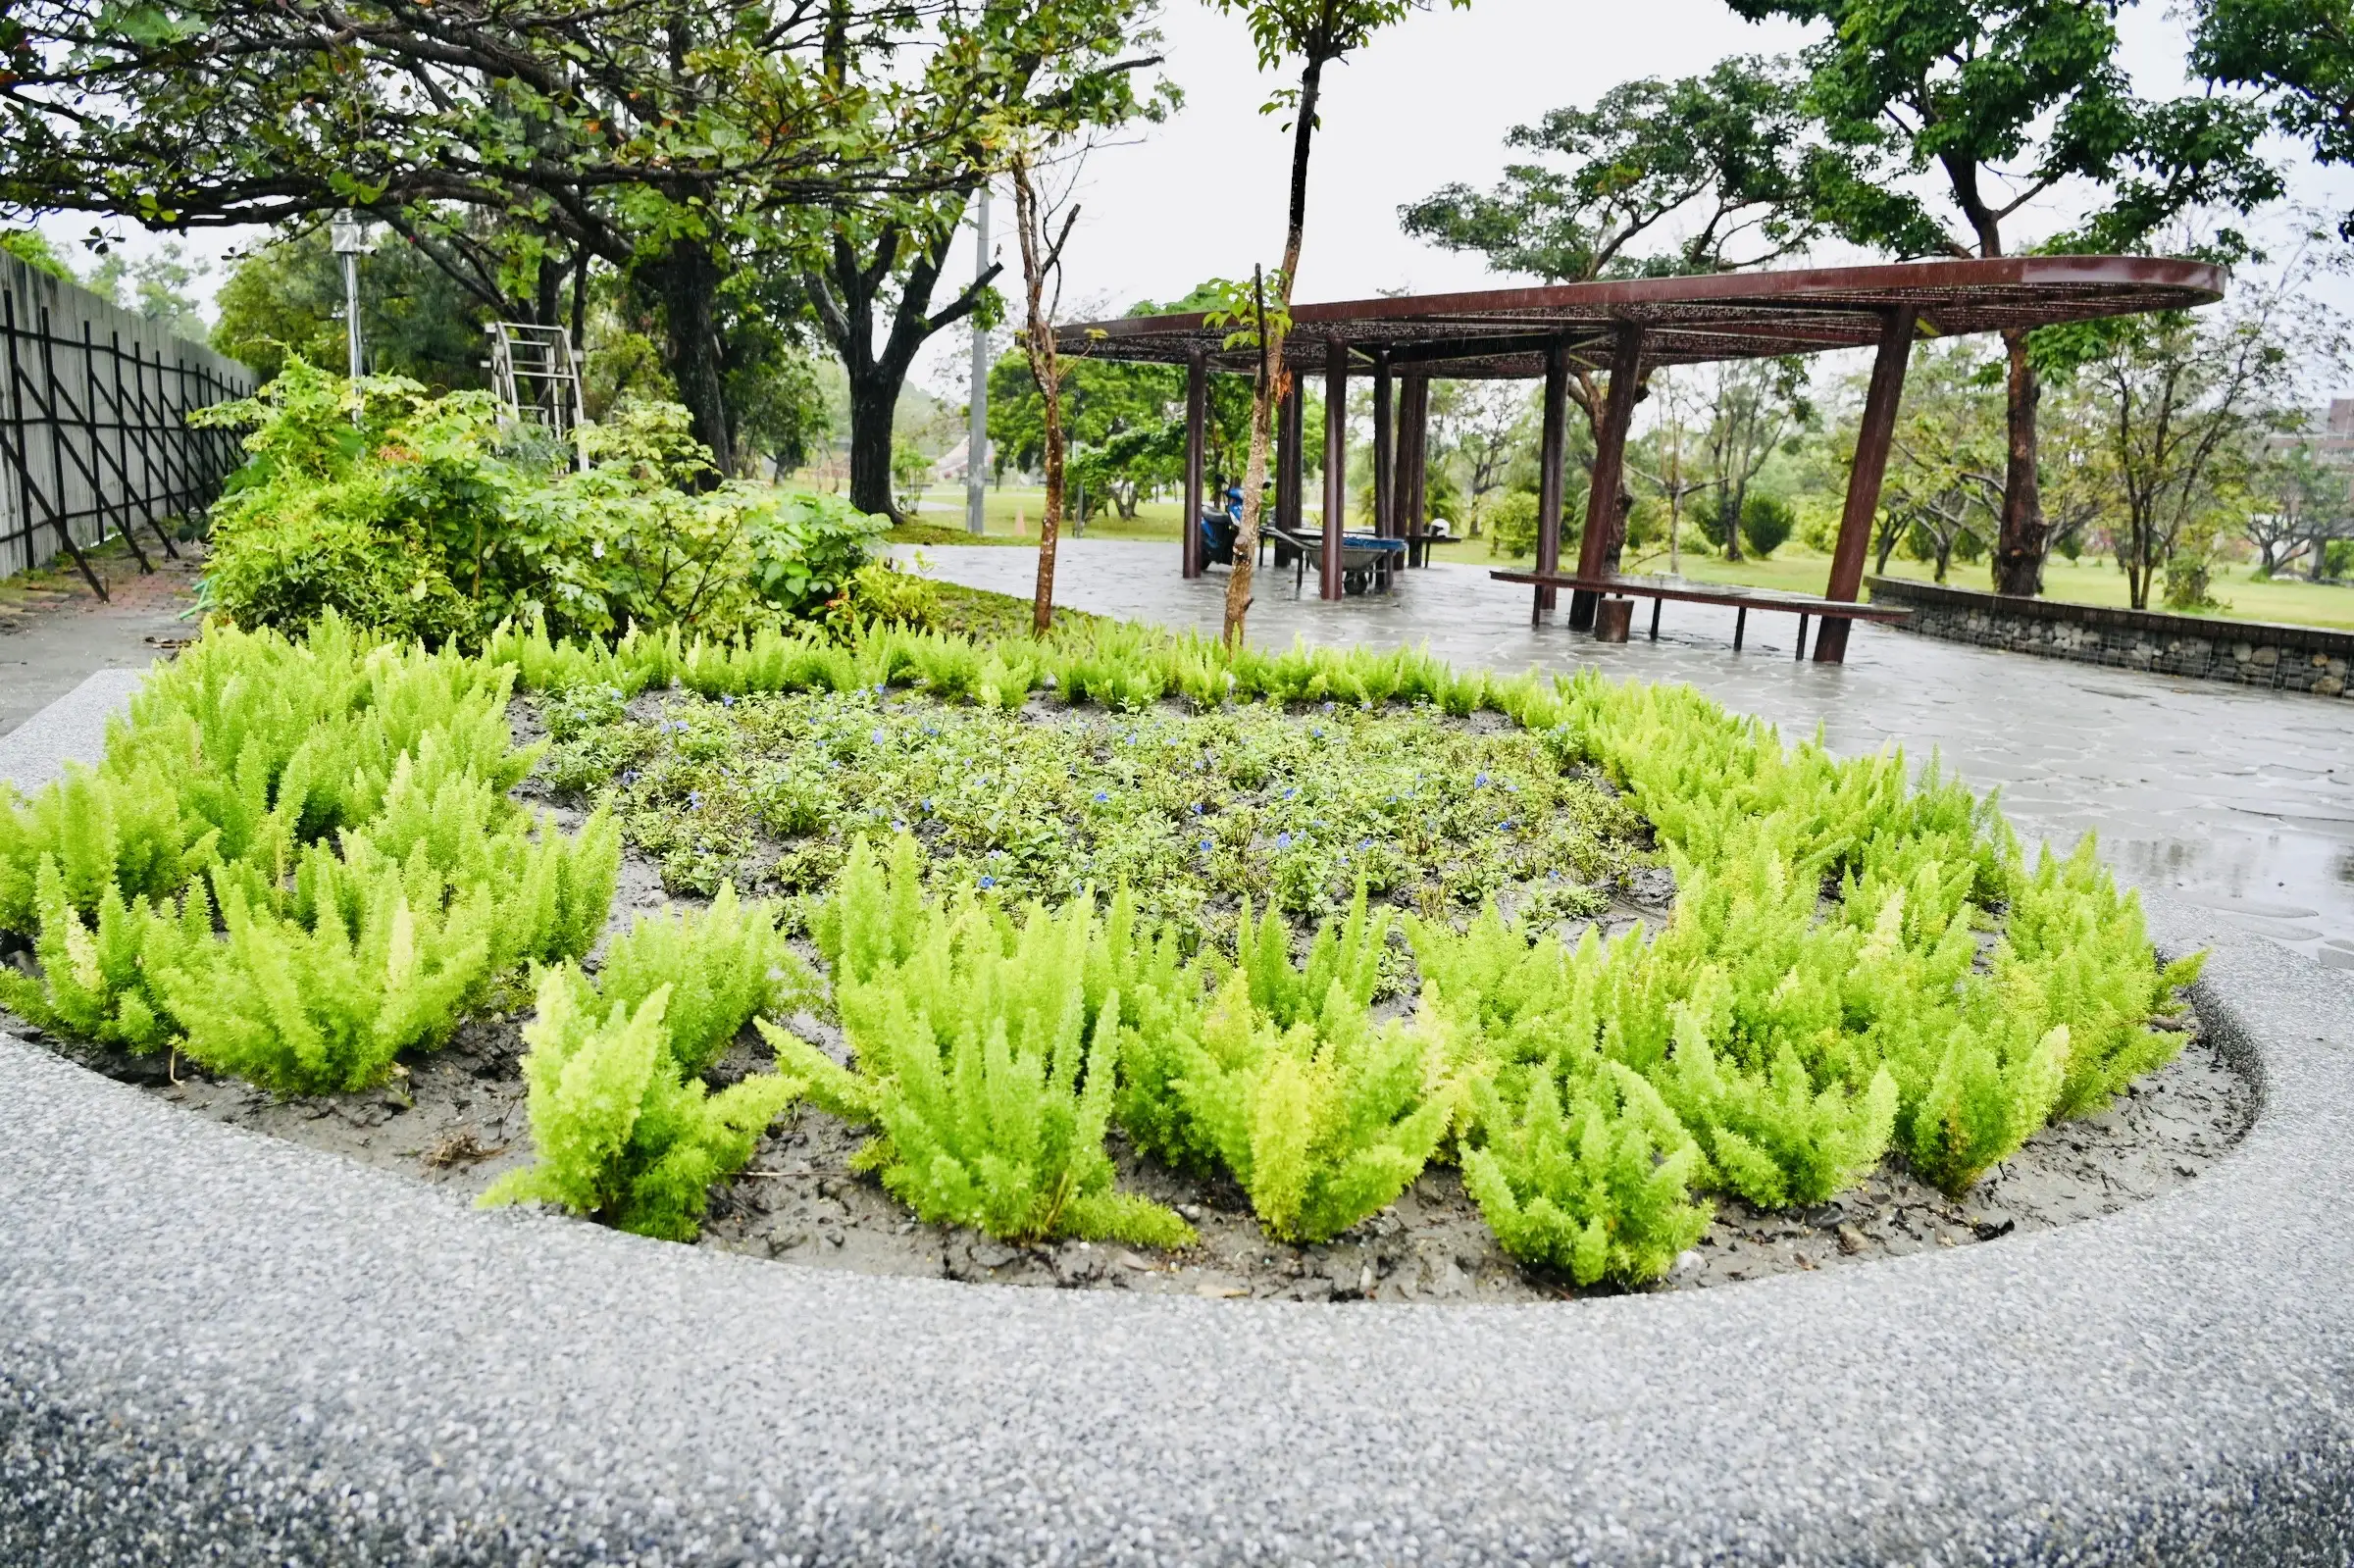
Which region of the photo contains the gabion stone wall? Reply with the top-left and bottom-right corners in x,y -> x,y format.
1868,576 -> 2352,698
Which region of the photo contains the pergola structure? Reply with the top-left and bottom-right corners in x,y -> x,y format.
1056,256 -> 2225,662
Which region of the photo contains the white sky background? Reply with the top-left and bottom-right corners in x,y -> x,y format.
42,0 -> 2354,407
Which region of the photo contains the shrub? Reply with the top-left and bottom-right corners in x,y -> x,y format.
198,361 -> 888,644
483,968 -> 801,1240
1738,494 -> 1796,558
1172,968 -> 1453,1243
1461,1059 -> 1712,1286
594,883 -> 805,1076
767,840 -> 1195,1247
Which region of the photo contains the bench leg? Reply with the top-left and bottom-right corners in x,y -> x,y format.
1795,613 -> 1808,661
1733,607 -> 1746,652
1649,598 -> 1661,640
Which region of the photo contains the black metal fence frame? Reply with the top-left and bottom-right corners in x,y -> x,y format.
0,271 -> 252,599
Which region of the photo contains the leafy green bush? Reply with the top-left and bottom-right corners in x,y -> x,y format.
766,837 -> 1196,1247
1461,1059 -> 1712,1286
1738,494 -> 1796,558
595,882 -> 805,1076
1172,967 -> 1453,1243
0,616 -> 617,1093
484,967 -> 801,1240
198,360 -> 887,644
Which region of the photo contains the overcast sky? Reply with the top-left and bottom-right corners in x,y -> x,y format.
49,0 -> 2354,401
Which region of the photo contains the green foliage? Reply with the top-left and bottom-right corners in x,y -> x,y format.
1737,493 -> 1795,558
0,616 -> 616,1094
198,363 -> 888,644
594,882 -> 805,1076
1173,967 -> 1451,1243
765,837 -> 1194,1247
483,967 -> 801,1239
1461,1060 -> 1712,1286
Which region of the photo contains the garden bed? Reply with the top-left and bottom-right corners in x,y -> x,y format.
0,614 -> 2235,1302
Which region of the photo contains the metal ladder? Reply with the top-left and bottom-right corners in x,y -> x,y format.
485,322 -> 588,467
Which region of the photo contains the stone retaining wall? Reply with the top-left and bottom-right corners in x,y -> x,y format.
1867,575 -> 2352,697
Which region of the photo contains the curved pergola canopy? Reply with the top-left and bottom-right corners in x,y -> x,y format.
1056,256 -> 2225,377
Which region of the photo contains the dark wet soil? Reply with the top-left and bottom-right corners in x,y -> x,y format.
18,926 -> 2253,1305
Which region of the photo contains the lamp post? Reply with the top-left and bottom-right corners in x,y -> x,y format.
965,184 -> 991,535
330,210 -> 366,384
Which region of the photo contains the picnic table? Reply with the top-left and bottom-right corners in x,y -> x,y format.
1489,570 -> 1911,658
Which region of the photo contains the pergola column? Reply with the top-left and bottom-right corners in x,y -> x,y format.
1277,374 -> 1304,537
1399,373 -> 1429,565
1372,349 -> 1395,540
1321,339 -> 1347,600
1182,345 -> 1206,579
1815,306 -> 1916,664
1569,324 -> 1645,632
1533,341 -> 1568,621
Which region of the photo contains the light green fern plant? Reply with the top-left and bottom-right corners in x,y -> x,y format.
483,968 -> 801,1239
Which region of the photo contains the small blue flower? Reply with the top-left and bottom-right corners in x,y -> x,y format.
1094,790 -> 1109,803
978,875 -> 996,889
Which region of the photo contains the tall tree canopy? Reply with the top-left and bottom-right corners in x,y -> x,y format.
0,0 -> 1069,472
2190,0 -> 2354,237
1725,0 -> 2280,594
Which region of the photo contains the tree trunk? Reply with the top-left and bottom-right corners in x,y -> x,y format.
1992,329 -> 2046,595
651,238 -> 733,480
1224,53 -> 1325,647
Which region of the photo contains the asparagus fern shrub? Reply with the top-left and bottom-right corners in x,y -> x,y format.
765,840 -> 1195,1247
484,966 -> 801,1240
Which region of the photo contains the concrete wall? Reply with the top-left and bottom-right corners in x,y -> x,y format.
1868,575 -> 2352,698
0,256 -> 255,581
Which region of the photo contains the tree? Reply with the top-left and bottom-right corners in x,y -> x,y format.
1729,0 -> 2282,596
213,228 -> 489,388
1629,369 -> 1710,573
89,243 -> 206,339
2190,0 -> 2354,238
0,0 -> 1010,473
798,0 -> 1172,519
2060,252 -> 2333,608
1402,56 -> 1818,433
1207,0 -> 1469,646
1434,380 -> 1534,538
1879,346 -> 2005,582
2245,437 -> 2353,576
1699,357 -> 1812,561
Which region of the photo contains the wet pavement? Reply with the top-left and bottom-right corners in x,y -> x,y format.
906,539 -> 2354,970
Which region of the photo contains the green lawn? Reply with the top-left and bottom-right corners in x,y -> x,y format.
1458,536 -> 2354,633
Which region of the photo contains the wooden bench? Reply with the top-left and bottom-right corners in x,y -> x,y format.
1490,571 -> 1911,659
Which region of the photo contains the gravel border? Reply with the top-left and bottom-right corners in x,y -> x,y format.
5,677 -> 2352,1565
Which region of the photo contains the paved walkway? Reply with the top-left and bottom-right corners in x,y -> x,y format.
0,537 -> 200,738
907,539 -> 2354,971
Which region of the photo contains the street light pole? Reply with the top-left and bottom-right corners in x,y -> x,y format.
330,210 -> 366,394
966,184 -> 990,535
